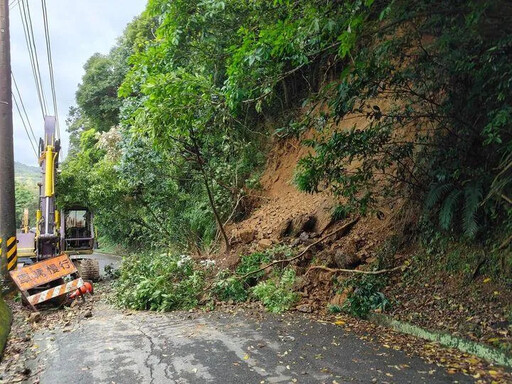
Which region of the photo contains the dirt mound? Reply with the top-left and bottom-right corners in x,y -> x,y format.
222,117 -> 397,270
225,135 -> 332,261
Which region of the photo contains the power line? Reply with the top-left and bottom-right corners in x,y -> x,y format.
12,89 -> 38,158
21,0 -> 48,116
19,0 -> 48,119
11,72 -> 38,145
40,0 -> 59,139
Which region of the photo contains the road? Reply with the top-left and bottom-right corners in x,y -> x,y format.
29,309 -> 471,384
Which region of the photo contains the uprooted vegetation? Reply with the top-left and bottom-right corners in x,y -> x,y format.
112,219 -> 401,317
113,247 -> 300,313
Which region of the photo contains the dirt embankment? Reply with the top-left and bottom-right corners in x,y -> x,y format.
223,98 -> 409,274
219,118 -> 397,309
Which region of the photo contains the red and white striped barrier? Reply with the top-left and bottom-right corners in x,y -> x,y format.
27,278 -> 84,306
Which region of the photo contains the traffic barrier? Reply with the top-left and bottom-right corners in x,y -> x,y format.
9,254 -> 79,310
27,278 -> 83,306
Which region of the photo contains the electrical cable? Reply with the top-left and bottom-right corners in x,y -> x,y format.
11,73 -> 38,145
41,0 -> 59,138
23,0 -> 48,115
9,0 -> 20,9
19,0 -> 48,119
12,90 -> 38,158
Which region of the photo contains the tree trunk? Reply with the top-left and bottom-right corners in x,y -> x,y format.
191,137 -> 231,253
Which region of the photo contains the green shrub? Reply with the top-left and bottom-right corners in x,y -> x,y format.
425,180 -> 486,238
211,250 -> 272,303
252,268 -> 299,313
212,246 -> 296,303
236,251 -> 270,280
114,253 -> 205,311
327,304 -> 343,314
343,275 -> 390,319
331,205 -> 353,221
212,270 -> 249,302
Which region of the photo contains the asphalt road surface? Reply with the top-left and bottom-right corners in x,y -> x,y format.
29,303 -> 471,384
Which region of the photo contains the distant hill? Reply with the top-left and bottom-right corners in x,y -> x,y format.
15,162 -> 40,190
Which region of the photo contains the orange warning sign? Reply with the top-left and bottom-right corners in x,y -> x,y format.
10,254 -> 77,291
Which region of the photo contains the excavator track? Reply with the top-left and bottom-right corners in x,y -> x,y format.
75,258 -> 100,281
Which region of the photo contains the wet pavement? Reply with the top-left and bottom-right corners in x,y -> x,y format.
30,303 -> 472,384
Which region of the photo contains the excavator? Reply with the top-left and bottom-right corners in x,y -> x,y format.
17,116 -> 100,281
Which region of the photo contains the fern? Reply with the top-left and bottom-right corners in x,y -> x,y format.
462,181 -> 483,238
439,189 -> 462,230
425,179 -> 485,237
425,182 -> 454,210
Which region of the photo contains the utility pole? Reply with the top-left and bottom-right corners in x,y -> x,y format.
0,0 -> 17,292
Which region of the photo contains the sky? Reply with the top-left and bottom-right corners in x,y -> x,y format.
9,0 -> 147,166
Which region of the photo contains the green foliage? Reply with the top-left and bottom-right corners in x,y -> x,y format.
327,304 -> 343,314
212,250 -> 272,302
425,180 -> 485,238
212,271 -> 249,303
60,0 -> 272,251
114,253 -> 205,311
59,0 -> 512,259
275,119 -> 309,139
342,275 -> 390,319
292,0 -> 512,240
212,246 -> 295,304
14,161 -> 39,186
224,1 -> 358,113
252,268 -> 299,313
236,252 -> 270,279
417,223 -> 512,281
331,205 -> 353,221
15,182 -> 38,228
76,53 -> 124,132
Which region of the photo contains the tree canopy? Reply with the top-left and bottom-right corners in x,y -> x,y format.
59,0 -> 512,253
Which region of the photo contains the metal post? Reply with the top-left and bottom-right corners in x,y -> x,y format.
0,0 -> 16,291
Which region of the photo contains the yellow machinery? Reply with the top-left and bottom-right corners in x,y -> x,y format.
17,117 -> 99,280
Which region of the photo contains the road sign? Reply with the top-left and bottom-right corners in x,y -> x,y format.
10,254 -> 77,291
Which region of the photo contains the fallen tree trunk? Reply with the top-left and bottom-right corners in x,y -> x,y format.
305,264 -> 407,276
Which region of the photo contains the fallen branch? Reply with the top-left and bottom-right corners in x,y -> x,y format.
305,264 -> 407,276
237,217 -> 360,281
501,194 -> 512,206
499,233 -> 512,250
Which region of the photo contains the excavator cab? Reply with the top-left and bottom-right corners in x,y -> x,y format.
60,206 -> 100,281
61,207 -> 95,255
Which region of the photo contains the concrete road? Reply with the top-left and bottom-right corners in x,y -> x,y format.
30,303 -> 471,384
